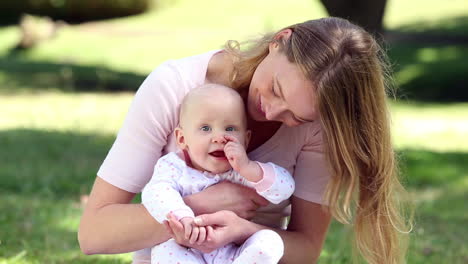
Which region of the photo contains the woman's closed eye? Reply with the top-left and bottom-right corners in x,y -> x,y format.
271,79 -> 279,97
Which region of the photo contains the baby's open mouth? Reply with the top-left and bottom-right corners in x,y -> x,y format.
209,150 -> 226,158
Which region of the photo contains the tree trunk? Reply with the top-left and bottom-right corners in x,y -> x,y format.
319,0 -> 387,37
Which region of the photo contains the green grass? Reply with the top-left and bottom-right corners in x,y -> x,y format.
0,0 -> 467,101
0,0 -> 467,263
1,92 -> 467,263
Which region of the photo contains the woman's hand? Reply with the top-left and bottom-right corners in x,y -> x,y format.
164,213 -> 216,253
184,181 -> 269,219
165,211 -> 255,253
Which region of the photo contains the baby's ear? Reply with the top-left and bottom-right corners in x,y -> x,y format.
175,127 -> 187,149
245,130 -> 252,148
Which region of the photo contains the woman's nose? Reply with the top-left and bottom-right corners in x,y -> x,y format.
265,103 -> 286,121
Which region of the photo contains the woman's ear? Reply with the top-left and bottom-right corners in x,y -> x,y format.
175,127 -> 187,150
269,29 -> 293,52
275,28 -> 293,41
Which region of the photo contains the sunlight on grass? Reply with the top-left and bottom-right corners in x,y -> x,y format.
2,92 -> 467,152
385,0 -> 468,29
1,1 -> 467,262
0,92 -> 132,134
391,102 -> 468,151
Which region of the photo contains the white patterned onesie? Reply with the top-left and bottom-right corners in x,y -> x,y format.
142,152 -> 295,264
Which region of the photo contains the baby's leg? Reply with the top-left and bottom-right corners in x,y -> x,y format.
202,244 -> 237,263
231,229 -> 284,264
151,239 -> 204,264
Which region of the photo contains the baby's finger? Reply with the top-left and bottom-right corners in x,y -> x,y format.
167,215 -> 185,239
163,221 -> 174,236
197,227 -> 207,245
189,226 -> 199,244
224,134 -> 239,143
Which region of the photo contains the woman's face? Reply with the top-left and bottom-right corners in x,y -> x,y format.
247,43 -> 318,127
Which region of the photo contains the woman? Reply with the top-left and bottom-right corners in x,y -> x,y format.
78,17 -> 409,264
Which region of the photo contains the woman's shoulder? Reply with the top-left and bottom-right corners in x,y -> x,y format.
151,49 -> 222,87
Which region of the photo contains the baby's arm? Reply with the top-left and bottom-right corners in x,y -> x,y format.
141,155 -> 194,223
224,135 -> 263,182
141,154 -> 209,244
224,136 -> 295,204
251,162 -> 295,204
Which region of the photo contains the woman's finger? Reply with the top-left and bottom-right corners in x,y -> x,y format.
206,226 -> 214,242
197,227 -> 207,244
194,210 -> 234,227
251,194 -> 269,207
189,226 -> 199,244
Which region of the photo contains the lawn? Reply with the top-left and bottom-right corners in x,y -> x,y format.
1,0 -> 467,263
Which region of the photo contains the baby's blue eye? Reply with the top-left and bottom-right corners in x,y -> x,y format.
225,127 -> 235,132
201,125 -> 211,132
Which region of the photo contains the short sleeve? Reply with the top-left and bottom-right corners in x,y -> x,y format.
293,122 -> 331,205
97,63 -> 186,193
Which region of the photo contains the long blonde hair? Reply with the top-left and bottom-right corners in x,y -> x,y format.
225,17 -> 411,264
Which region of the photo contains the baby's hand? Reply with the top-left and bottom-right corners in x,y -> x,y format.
224,135 -> 249,173
180,217 -> 208,245
224,135 -> 263,182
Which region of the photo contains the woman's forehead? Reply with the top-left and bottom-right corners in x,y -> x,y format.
277,67 -> 317,121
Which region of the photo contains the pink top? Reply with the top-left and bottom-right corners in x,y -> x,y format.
97,49 -> 330,255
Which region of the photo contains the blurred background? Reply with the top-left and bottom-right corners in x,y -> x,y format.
0,0 -> 467,263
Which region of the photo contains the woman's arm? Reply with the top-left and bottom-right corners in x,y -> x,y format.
187,196 -> 331,263
78,178 -> 268,254
280,196 -> 331,263
78,177 -> 171,255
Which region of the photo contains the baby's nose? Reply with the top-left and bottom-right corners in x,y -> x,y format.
212,135 -> 227,144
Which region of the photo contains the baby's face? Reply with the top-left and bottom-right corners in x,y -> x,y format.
178,97 -> 249,174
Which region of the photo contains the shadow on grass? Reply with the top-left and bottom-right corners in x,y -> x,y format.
1,128 -> 466,197
398,148 -> 468,189
0,129 -> 136,262
321,148 -> 468,263
0,128 -> 114,198
0,53 -> 146,93
387,15 -> 468,41
384,15 -> 468,102
388,44 -> 468,102
1,129 -> 467,263
322,187 -> 467,264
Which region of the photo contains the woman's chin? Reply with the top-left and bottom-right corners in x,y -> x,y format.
247,106 -> 267,122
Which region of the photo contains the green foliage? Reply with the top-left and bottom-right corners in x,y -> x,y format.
0,92 -> 467,263
0,0 -> 467,262
0,0 -> 152,24
387,15 -> 468,102
0,55 -> 146,92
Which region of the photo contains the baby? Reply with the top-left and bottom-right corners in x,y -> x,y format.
142,84 -> 295,264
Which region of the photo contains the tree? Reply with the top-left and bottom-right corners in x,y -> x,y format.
319,0 -> 388,36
